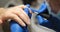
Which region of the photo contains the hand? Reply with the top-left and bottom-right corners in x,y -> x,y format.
0,5 -> 30,26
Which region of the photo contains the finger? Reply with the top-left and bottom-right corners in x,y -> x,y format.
20,9 -> 30,20
16,6 -> 29,17
28,8 -> 33,14
9,14 -> 26,26
13,10 -> 30,25
19,5 -> 33,14
0,19 -> 3,24
16,5 -> 27,9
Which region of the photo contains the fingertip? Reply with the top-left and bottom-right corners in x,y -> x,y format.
26,19 -> 30,25
18,5 -> 27,9
20,23 -> 26,26
0,20 -> 3,24
29,8 -> 33,14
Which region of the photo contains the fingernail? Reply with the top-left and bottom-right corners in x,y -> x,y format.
22,23 -> 26,26
28,19 -> 30,25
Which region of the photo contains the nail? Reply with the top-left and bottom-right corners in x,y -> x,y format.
28,19 -> 30,25
22,23 -> 26,26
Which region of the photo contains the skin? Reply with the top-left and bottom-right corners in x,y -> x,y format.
0,5 -> 30,26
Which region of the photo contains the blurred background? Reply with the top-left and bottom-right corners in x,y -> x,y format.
0,0 -> 23,8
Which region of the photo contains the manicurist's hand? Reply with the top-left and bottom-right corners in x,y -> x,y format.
0,5 -> 30,26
